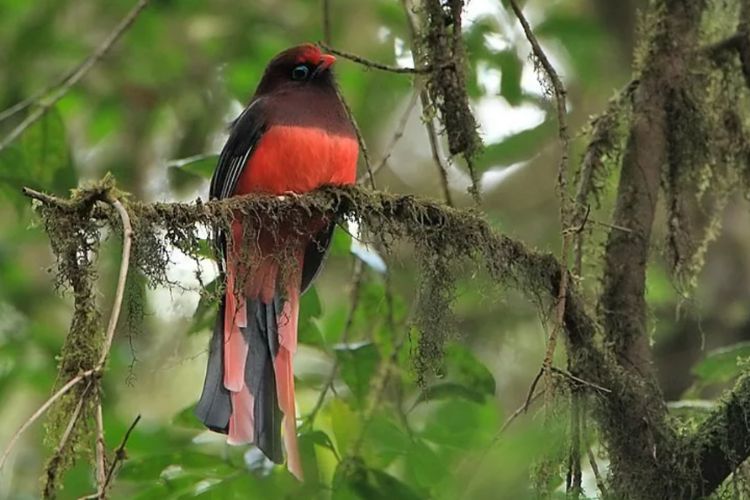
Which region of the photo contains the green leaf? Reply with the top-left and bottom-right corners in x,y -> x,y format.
301,429 -> 338,456
692,341 -> 750,383
120,451 -> 234,482
167,154 -> 218,180
362,415 -> 408,467
335,342 -> 380,406
443,343 -> 496,397
420,398 -> 499,449
332,457 -> 421,500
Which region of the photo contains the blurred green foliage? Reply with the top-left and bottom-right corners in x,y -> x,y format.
1,0 -> 749,499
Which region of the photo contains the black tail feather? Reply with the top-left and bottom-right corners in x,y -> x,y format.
195,300 -> 231,433
244,297 -> 283,463
195,295 -> 284,464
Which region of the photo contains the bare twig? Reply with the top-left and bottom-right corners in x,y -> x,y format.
0,0 -> 150,153
334,82 -> 375,189
359,88 -> 421,184
94,399 -> 106,492
551,367 -> 611,395
507,0 -> 570,399
566,392 -> 583,497
98,195 -> 133,367
423,96 -> 454,206
587,440 -> 608,497
95,415 -> 141,499
322,0 -> 332,45
319,43 -> 432,74
399,0 -> 454,206
0,368 -> 96,471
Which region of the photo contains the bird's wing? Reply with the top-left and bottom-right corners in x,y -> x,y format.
209,98 -> 266,200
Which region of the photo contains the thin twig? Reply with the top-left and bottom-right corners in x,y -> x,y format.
95,415 -> 141,499
399,0 -> 454,206
0,0 -> 150,153
43,380 -> 95,497
508,0 -> 570,399
501,390 -> 544,435
423,94 -> 454,206
358,88 -> 421,184
98,196 -> 133,367
95,399 -> 107,492
0,369 -> 96,471
588,444 -> 608,497
334,82 -> 376,189
551,367 -> 611,394
319,43 -> 432,74
322,0 -> 332,45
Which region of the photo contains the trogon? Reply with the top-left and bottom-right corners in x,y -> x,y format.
195,44 -> 358,480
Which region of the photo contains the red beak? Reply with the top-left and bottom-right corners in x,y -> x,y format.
319,54 -> 336,70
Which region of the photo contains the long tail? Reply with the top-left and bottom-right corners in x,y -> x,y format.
195,255 -> 302,480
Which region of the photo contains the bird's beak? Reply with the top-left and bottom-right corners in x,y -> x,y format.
313,54 -> 336,77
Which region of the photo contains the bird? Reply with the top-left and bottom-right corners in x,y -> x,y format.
194,44 -> 358,480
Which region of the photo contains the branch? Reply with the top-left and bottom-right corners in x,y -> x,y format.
87,415 -> 142,500
333,81 -> 375,189
399,0 -> 454,206
94,399 -> 106,493
319,43 -> 433,74
600,2 -> 702,374
322,0 -> 332,45
507,0 -> 570,401
0,368 -> 96,471
0,0 -> 150,153
17,181 -> 696,497
98,195 -> 133,367
573,80 -> 638,275
1,186 -> 133,493
706,0 -> 750,88
686,374 -> 750,497
361,87 -> 421,183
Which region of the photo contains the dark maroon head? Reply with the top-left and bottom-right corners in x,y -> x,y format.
255,44 -> 337,97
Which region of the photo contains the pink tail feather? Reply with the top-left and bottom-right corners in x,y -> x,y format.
222,221 -> 304,479
275,285 -> 302,480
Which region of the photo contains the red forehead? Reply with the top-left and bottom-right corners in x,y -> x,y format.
293,44 -> 322,64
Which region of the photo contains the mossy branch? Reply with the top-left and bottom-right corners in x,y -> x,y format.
17,175 -> 750,497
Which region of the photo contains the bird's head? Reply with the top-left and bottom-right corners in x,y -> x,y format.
255,44 -> 337,96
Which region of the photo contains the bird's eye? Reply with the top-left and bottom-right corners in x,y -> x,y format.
291,64 -> 310,81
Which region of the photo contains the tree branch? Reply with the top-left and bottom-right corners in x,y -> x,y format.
508,0 -> 570,401
686,374 -> 750,497
319,43 -> 433,74
600,2 -> 703,375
